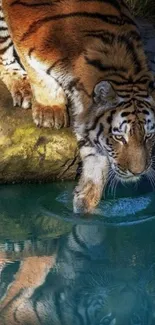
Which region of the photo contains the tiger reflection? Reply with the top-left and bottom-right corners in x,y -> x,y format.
0,225 -> 154,325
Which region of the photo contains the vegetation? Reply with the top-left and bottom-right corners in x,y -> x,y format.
126,0 -> 155,18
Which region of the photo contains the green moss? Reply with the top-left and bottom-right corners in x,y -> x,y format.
13,125 -> 37,141
0,117 -> 78,182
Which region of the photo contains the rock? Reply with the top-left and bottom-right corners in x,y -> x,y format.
0,81 -> 79,182
0,19 -> 155,183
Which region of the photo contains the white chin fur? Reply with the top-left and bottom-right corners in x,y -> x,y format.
116,174 -> 141,183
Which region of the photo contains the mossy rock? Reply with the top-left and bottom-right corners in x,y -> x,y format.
0,81 -> 79,182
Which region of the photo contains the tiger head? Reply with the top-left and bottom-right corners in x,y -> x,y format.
87,80 -> 155,182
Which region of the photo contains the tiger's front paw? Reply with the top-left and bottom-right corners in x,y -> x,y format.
32,101 -> 69,129
73,180 -> 102,214
11,76 -> 32,109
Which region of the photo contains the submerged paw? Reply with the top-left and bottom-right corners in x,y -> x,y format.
73,180 -> 102,214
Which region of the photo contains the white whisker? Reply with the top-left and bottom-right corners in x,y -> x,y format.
109,175 -> 118,199
146,167 -> 155,190
107,169 -> 116,197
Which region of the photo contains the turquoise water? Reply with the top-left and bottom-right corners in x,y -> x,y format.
0,180 -> 155,324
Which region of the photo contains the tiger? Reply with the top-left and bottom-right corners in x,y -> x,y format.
0,0 -> 155,214
0,224 -> 155,325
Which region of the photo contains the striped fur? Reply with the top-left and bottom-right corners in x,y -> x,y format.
1,0 -> 155,213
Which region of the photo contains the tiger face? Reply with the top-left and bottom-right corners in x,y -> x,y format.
87,81 -> 155,182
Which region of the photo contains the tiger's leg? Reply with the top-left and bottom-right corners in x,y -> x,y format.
0,3 -> 32,109
73,145 -> 109,214
21,55 -> 68,128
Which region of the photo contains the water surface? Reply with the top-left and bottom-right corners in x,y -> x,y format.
0,180 -> 155,324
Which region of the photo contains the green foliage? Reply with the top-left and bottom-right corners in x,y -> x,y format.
126,0 -> 155,18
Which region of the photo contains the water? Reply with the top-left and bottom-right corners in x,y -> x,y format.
0,180 -> 155,324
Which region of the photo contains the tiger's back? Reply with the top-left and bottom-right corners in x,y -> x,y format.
2,0 -> 152,101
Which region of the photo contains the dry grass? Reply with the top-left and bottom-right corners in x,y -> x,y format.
126,0 -> 155,19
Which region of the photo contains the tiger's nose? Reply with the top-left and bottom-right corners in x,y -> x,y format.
130,170 -> 143,176
128,166 -> 146,176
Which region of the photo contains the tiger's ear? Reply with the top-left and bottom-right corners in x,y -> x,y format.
93,81 -> 123,108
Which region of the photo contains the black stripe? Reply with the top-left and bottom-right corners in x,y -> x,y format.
109,79 -> 132,86
149,107 -> 155,114
0,27 -> 8,31
13,48 -> 25,70
67,78 -> 80,92
11,0 -> 52,7
107,109 -> 118,124
85,56 -> 128,73
21,12 -> 136,41
0,288 -> 24,315
85,153 -> 96,158
32,297 -> 43,325
0,261 -> 20,301
76,82 -> 91,98
134,92 -> 149,97
84,29 -> 141,46
116,93 -> 131,98
28,47 -> 35,57
4,58 -> 16,65
114,87 -> 132,93
141,101 -> 151,108
151,124 -> 155,130
125,30 -> 141,42
0,41 -> 13,54
113,126 -> 120,132
93,139 -> 103,153
0,36 -> 10,43
78,138 -> 92,148
78,139 -> 87,148
135,94 -> 150,98
96,122 -> 104,140
84,30 -> 115,45
142,109 -> 150,115
107,73 -> 132,82
87,112 -> 105,131
99,75 -> 131,86
110,77 -> 151,87
72,226 -> 88,250
46,57 -> 69,74
121,111 -> 132,117
118,101 -> 132,109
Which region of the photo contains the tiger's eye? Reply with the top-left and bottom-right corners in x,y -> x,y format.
113,135 -> 126,143
145,133 -> 154,140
